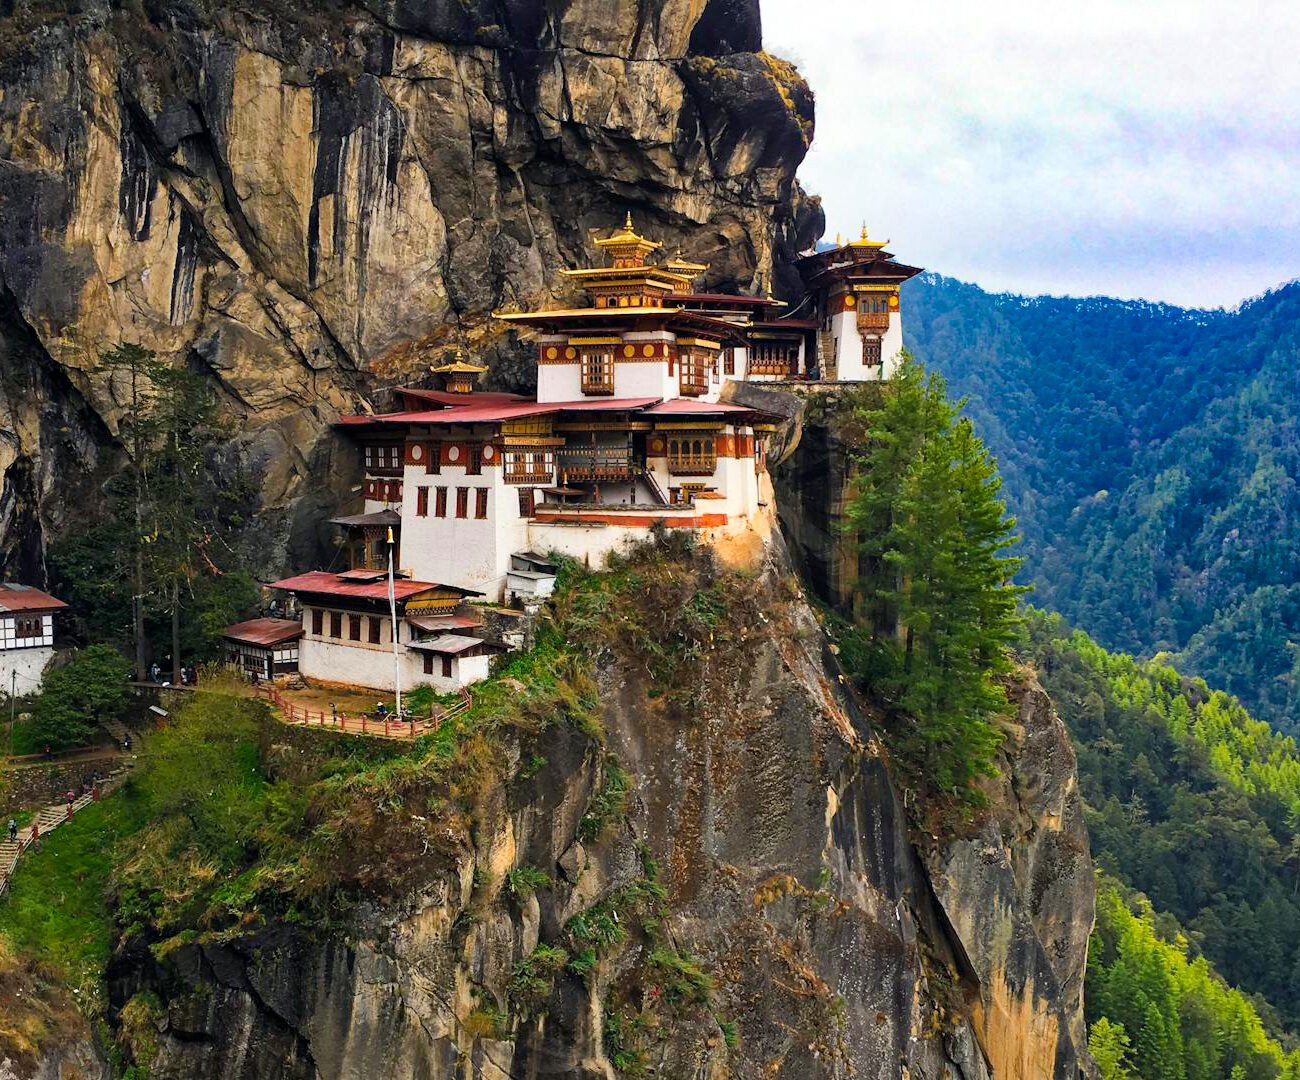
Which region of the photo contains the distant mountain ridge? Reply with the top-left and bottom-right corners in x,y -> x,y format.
905,272 -> 1300,731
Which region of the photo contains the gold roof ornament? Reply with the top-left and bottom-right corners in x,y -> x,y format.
663,247 -> 709,281
594,212 -> 662,268
851,222 -> 888,249
431,349 -> 488,375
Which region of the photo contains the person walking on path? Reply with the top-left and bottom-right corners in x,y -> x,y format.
6,819 -> 15,843
123,733 -> 132,753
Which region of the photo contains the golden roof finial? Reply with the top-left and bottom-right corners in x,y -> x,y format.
861,222 -> 870,242
835,231 -> 842,247
624,211 -> 634,231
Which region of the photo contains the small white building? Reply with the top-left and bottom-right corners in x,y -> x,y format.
0,584 -> 66,696
221,617 -> 304,681
266,570 -> 502,693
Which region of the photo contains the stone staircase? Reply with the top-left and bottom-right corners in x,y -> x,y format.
0,776 -> 124,897
818,329 -> 837,380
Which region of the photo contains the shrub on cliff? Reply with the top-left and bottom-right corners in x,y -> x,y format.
840,354 -> 1026,806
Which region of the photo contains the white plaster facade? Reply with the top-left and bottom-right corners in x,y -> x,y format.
0,611 -> 56,695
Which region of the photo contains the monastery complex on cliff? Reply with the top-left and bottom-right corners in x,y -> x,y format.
227,222 -> 921,694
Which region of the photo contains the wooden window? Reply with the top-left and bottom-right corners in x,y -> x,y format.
442,656 -> 453,679
580,350 -> 615,395
348,615 -> 362,641
311,609 -> 323,636
666,434 -> 717,475
368,617 -> 382,644
857,294 -> 891,331
365,444 -> 402,475
456,487 -> 469,519
518,488 -> 535,517
435,487 -> 448,517
678,348 -> 709,396
504,449 -> 554,485
417,486 -> 429,517
423,652 -> 434,675
466,445 -> 483,475
723,348 -> 735,376
426,445 -> 441,475
13,615 -> 41,639
475,488 -> 489,519
862,336 -> 882,367
329,612 -> 342,638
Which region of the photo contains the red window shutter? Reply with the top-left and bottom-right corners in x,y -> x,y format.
518,488 -> 534,517
475,488 -> 488,519
435,487 -> 447,517
330,612 -> 342,638
423,652 -> 433,675
456,488 -> 468,518
311,609 -> 323,635
417,486 -> 429,517
369,617 -> 381,644
349,615 -> 361,641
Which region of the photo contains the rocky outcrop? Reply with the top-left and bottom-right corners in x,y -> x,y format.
93,543 -> 1092,1079
0,0 -> 820,576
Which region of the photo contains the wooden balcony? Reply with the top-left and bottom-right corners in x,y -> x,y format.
667,452 -> 717,476
857,312 -> 890,332
557,446 -> 635,481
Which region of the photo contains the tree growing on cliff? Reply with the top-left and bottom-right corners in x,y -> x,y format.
51,344 -> 257,677
842,354 -> 1026,803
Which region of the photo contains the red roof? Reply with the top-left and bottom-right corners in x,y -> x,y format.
338,402 -> 559,427
222,617 -> 304,647
552,397 -> 662,412
671,292 -> 784,307
0,584 -> 67,612
641,400 -> 758,415
269,571 -> 472,601
397,388 -> 530,408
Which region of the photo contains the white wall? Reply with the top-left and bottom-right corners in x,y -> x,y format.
880,313 -> 905,379
831,309 -> 867,380
400,450 -> 531,598
0,646 -> 53,696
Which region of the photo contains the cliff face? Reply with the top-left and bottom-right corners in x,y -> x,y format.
0,0 -> 820,576
92,542 -> 1093,1080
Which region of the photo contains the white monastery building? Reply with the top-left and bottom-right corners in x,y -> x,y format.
262,219 -> 920,692
0,584 -> 66,695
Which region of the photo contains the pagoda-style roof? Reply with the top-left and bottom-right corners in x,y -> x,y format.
798,233 -> 924,289
593,213 -> 662,267
493,306 -> 747,343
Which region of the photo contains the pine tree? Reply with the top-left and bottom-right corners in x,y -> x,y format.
841,353 -> 1027,802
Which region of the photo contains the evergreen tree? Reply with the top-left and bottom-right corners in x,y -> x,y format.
840,354 -> 1026,802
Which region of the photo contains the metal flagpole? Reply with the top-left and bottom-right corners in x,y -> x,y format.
387,526 -> 402,720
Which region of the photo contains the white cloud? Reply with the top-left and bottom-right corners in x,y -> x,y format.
762,0 -> 1300,307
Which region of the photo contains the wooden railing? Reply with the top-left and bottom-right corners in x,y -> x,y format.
666,452 -> 717,476
857,312 -> 890,331
254,685 -> 472,739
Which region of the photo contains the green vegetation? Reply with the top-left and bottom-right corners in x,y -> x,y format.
0,788 -> 149,1007
578,757 -> 631,841
49,343 -> 259,678
1024,610 -> 1300,1031
836,355 -> 1026,809
30,644 -> 130,750
509,944 -> 570,1017
908,275 -> 1300,733
1088,875 -> 1300,1080
504,865 -> 551,900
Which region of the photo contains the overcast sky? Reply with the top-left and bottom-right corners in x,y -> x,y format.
761,1 -> 1300,308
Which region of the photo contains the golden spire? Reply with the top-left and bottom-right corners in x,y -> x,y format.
624,211 -> 634,231
850,223 -> 888,250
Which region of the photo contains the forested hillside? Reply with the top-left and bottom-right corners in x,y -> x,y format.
1022,611 -> 1300,1069
907,275 -> 1300,732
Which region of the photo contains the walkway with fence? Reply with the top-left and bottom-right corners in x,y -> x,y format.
254,685 -> 472,740
0,770 -> 129,899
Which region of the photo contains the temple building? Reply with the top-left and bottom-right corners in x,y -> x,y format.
264,216 -> 918,691
264,570 -> 501,692
0,584 -> 66,694
796,227 -> 923,380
